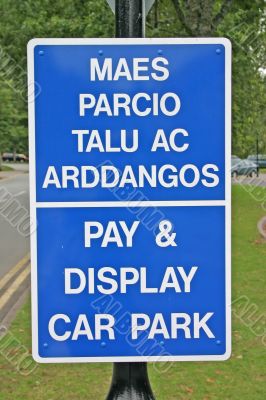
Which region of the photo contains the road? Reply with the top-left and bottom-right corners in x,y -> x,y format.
0,172 -> 30,279
3,162 -> 29,173
233,173 -> 266,187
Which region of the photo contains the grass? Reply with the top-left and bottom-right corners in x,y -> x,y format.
1,185 -> 266,399
0,165 -> 14,172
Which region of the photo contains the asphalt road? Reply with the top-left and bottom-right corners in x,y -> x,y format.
0,173 -> 30,279
233,173 -> 266,186
3,162 -> 29,173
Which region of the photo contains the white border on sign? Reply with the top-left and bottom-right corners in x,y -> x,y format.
28,38 -> 231,364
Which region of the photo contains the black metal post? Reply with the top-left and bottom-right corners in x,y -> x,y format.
115,0 -> 144,38
106,363 -> 156,399
105,1 -> 156,399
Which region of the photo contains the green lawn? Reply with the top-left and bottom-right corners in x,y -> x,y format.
0,165 -> 14,171
1,186 -> 265,399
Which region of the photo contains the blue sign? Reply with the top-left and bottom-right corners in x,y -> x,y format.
28,38 -> 231,363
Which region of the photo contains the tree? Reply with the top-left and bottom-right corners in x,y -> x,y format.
171,0 -> 233,36
0,81 -> 28,164
0,0 -> 265,160
0,0 -> 114,164
149,0 -> 266,157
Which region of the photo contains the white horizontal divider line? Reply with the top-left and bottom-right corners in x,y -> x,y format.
35,200 -> 227,208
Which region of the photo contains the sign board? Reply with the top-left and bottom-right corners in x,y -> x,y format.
28,38 -> 231,363
106,0 -> 155,16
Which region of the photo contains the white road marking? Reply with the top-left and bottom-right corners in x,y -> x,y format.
13,190 -> 26,197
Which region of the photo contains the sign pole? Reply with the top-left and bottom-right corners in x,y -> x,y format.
106,1 -> 155,399
106,362 -> 155,399
115,0 -> 144,38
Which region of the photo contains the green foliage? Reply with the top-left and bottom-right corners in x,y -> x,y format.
0,81 -> 28,154
0,0 -> 114,157
215,0 -> 266,156
148,0 -> 266,157
0,0 -> 265,158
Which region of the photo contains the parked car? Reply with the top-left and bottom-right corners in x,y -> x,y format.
247,154 -> 266,168
2,152 -> 14,162
2,152 -> 28,162
16,153 -> 28,162
231,158 -> 257,178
